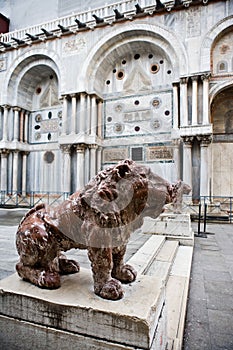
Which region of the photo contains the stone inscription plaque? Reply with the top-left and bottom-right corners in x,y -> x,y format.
103,148 -> 128,163
147,146 -> 173,160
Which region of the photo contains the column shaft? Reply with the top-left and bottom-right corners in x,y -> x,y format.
61,96 -> 68,135
12,151 -> 19,191
0,150 -> 8,191
91,96 -> 97,136
24,112 -> 29,142
13,107 -> 20,142
71,94 -> 76,134
22,152 -> 28,194
61,145 -> 71,193
191,76 -> 198,125
2,106 -> 9,141
76,144 -> 85,190
180,78 -> 188,127
202,74 -> 210,125
199,136 -> 212,197
182,136 -> 193,189
172,83 -> 179,129
79,93 -> 85,134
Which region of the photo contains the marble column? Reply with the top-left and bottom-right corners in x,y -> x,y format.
22,151 -> 29,194
61,145 -> 71,193
86,94 -> 91,135
2,105 -> 10,142
97,147 -> 102,173
0,149 -> 9,191
191,76 -> 198,125
89,144 -> 98,179
13,107 -> 21,142
12,150 -> 19,192
24,112 -> 29,143
172,83 -> 179,129
172,139 -> 181,181
97,100 -> 103,138
75,144 -> 85,190
61,95 -> 68,135
180,77 -> 189,127
79,93 -> 86,134
71,94 -> 77,134
198,135 -> 212,197
182,136 -> 194,189
201,73 -> 210,125
91,96 -> 97,136
19,110 -> 24,142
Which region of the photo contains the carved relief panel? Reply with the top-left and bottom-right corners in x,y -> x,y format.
104,91 -> 172,138
29,108 -> 62,143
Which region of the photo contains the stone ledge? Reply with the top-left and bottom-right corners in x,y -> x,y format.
0,269 -> 166,349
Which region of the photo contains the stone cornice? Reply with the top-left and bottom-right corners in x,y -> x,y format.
0,0 -> 217,52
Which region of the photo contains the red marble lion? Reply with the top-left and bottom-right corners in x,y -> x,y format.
16,160 -> 190,300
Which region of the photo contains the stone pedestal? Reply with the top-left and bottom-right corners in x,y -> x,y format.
0,268 -> 167,350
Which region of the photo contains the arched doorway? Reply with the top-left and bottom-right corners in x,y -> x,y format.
211,86 -> 233,196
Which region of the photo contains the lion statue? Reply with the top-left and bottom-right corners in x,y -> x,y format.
16,159 -> 191,300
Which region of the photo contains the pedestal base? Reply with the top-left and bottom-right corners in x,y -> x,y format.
0,269 -> 167,350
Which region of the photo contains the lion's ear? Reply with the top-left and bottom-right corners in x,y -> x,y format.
116,163 -> 131,178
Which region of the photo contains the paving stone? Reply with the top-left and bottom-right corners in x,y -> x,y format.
208,309 -> 233,335
204,280 -> 233,295
203,269 -> 232,282
210,331 -> 233,350
207,292 -> 233,312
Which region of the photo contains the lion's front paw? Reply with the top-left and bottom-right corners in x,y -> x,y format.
38,270 -> 61,289
112,264 -> 137,283
97,279 -> 124,300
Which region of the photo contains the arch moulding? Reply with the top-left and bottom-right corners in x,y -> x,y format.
200,15 -> 233,72
2,47 -> 63,105
81,23 -> 188,94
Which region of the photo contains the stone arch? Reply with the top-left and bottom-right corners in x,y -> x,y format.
81,23 -> 188,93
200,15 -> 233,72
3,48 -> 63,107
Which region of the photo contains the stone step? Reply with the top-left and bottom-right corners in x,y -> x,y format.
165,246 -> 193,350
126,235 -> 166,275
145,240 -> 179,283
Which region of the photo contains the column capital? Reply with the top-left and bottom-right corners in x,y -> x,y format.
3,104 -> 10,110
12,106 -> 21,112
22,151 -> 30,156
74,143 -> 86,153
0,148 -> 10,156
60,144 -> 71,153
89,144 -> 98,150
182,136 -> 194,145
70,93 -> 77,98
197,135 -> 212,146
180,77 -> 189,84
201,73 -> 211,81
191,75 -> 199,82
172,138 -> 181,147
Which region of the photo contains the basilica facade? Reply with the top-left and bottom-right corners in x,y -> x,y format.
0,0 -> 233,200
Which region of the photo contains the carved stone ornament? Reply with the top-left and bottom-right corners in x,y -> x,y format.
16,160 -> 191,300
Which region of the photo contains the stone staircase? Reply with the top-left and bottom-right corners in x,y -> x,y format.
127,234 -> 193,350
